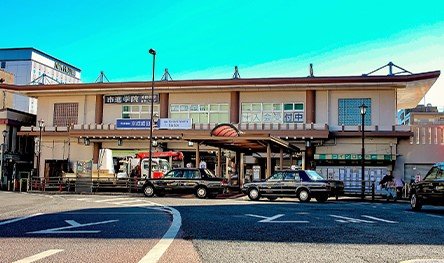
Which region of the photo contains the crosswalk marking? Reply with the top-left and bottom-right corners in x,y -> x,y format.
0,213 -> 43,226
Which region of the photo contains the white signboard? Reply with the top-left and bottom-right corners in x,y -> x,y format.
253,166 -> 261,181
158,119 -> 192,130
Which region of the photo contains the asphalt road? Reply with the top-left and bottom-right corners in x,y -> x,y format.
1,192 -> 444,263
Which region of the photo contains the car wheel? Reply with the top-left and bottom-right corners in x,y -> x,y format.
248,188 -> 260,201
267,197 -> 277,201
298,189 -> 311,202
143,185 -> 155,197
410,193 -> 422,211
196,186 -> 208,199
315,194 -> 328,203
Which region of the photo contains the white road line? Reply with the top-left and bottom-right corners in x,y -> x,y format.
329,215 -> 375,223
112,199 -> 144,204
62,212 -> 165,215
95,198 -> 134,203
0,213 -> 42,226
12,249 -> 64,263
138,204 -> 182,263
361,215 -> 398,223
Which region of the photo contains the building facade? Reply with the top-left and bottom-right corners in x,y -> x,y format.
0,48 -> 81,114
9,70 -> 441,192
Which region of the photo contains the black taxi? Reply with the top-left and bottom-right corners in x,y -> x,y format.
141,168 -> 228,198
241,169 -> 344,202
410,162 -> 444,211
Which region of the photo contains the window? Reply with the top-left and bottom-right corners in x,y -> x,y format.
284,172 -> 299,181
1,61 -> 6,69
184,170 -> 200,179
241,102 -> 304,123
122,105 -> 159,119
268,172 -> 285,180
338,98 -> 371,125
170,103 -> 229,124
424,167 -> 443,180
53,103 -> 78,126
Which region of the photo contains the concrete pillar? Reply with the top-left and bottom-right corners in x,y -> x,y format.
305,146 -> 315,170
306,90 -> 316,123
95,95 -> 103,124
160,93 -> 169,118
195,143 -> 200,168
240,152 -> 245,187
93,142 -> 102,164
217,147 -> 222,177
230,91 -> 240,123
266,143 -> 271,178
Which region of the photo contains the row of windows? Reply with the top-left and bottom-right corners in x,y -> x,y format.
52,98 -> 372,127
241,103 -> 304,123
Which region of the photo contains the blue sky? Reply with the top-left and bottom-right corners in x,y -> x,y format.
3,0 -> 444,106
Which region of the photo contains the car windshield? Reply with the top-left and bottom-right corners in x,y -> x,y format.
305,170 -> 325,181
424,167 -> 444,181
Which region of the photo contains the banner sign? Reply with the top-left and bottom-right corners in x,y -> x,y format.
116,119 -> 151,129
314,154 -> 392,161
158,119 -> 192,130
104,94 -> 159,104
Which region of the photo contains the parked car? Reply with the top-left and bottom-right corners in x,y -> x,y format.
241,170 -> 344,202
140,168 -> 228,198
410,162 -> 444,211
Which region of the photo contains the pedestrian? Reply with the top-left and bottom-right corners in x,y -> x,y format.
394,177 -> 405,199
379,172 -> 396,201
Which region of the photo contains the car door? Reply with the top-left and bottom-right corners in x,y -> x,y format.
181,169 -> 201,194
260,172 -> 284,196
163,169 -> 183,193
281,171 -> 300,196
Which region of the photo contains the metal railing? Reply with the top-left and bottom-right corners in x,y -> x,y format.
29,176 -> 141,193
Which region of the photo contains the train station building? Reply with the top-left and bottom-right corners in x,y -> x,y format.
3,68 -> 441,192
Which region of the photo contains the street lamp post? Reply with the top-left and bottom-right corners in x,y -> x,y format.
359,104 -> 367,200
148,48 -> 156,179
1,130 -> 7,189
37,119 -> 45,178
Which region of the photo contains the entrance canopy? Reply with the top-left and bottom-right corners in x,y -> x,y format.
185,123 -> 299,153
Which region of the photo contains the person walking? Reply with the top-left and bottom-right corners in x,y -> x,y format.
394,177 -> 405,199
379,173 -> 396,201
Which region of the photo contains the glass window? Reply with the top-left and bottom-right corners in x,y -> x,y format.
268,172 -> 285,181
284,103 -> 293,111
121,105 -> 159,119
294,103 -> 304,110
305,170 -> 325,181
169,103 -> 228,124
284,172 -> 299,181
53,103 -> 78,126
424,167 -> 441,180
338,98 -> 371,126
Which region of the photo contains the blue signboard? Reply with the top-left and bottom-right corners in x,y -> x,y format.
116,119 -> 151,129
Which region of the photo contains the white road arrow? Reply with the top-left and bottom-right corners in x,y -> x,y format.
245,214 -> 309,223
27,219 -> 119,234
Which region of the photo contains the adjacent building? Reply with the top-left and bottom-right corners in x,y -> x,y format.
0,48 -> 81,114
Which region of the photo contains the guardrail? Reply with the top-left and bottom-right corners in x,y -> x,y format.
29,176 -> 141,193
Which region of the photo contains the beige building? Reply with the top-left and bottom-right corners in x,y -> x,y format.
7,70 -> 441,192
